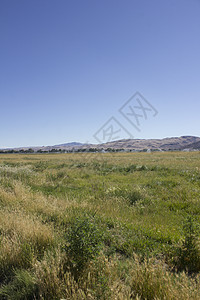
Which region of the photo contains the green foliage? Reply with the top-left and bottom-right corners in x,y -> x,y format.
0,269 -> 37,300
170,216 -> 200,273
128,190 -> 143,205
88,256 -> 111,300
33,161 -> 48,172
65,213 -> 104,277
20,243 -> 34,269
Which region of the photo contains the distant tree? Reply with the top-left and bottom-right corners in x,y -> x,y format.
49,149 -> 57,153
37,149 -> 43,153
27,148 -> 34,153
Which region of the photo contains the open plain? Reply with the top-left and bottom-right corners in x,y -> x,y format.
0,152 -> 200,299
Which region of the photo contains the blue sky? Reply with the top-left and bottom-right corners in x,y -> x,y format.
0,0 -> 200,148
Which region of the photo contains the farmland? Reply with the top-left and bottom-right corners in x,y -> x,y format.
0,151 -> 200,299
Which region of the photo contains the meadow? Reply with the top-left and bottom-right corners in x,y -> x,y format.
0,151 -> 200,299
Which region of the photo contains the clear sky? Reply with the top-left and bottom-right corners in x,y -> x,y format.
0,0 -> 200,148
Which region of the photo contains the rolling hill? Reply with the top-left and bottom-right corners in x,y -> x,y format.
2,136 -> 200,152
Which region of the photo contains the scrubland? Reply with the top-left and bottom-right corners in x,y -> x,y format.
0,151 -> 200,299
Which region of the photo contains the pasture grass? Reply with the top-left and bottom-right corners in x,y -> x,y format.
0,152 -> 200,299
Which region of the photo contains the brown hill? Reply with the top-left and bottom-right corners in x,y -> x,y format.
2,136 -> 200,152
95,136 -> 200,150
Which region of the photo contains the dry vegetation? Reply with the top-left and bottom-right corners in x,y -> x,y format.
0,152 -> 200,299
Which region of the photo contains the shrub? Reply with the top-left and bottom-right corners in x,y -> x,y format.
65,213 -> 104,278
128,190 -> 143,205
168,215 -> 200,273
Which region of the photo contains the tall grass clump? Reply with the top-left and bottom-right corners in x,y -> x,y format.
129,255 -> 200,299
34,250 -> 91,299
0,269 -> 37,300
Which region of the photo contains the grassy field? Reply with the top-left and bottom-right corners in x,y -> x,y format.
0,151 -> 200,299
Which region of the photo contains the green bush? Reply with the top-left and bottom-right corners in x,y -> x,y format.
65,213 -> 104,278
169,216 -> 200,273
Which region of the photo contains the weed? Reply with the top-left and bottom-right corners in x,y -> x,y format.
168,215 -> 200,273
65,213 -> 104,278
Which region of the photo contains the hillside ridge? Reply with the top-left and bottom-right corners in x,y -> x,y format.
1,136 -> 200,152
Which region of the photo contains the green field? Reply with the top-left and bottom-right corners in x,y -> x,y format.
0,152 -> 200,299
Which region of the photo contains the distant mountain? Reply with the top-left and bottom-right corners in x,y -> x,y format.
95,136 -> 200,151
1,136 -> 200,152
0,142 -> 86,152
53,142 -> 84,147
181,140 -> 200,150
38,136 -> 200,151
